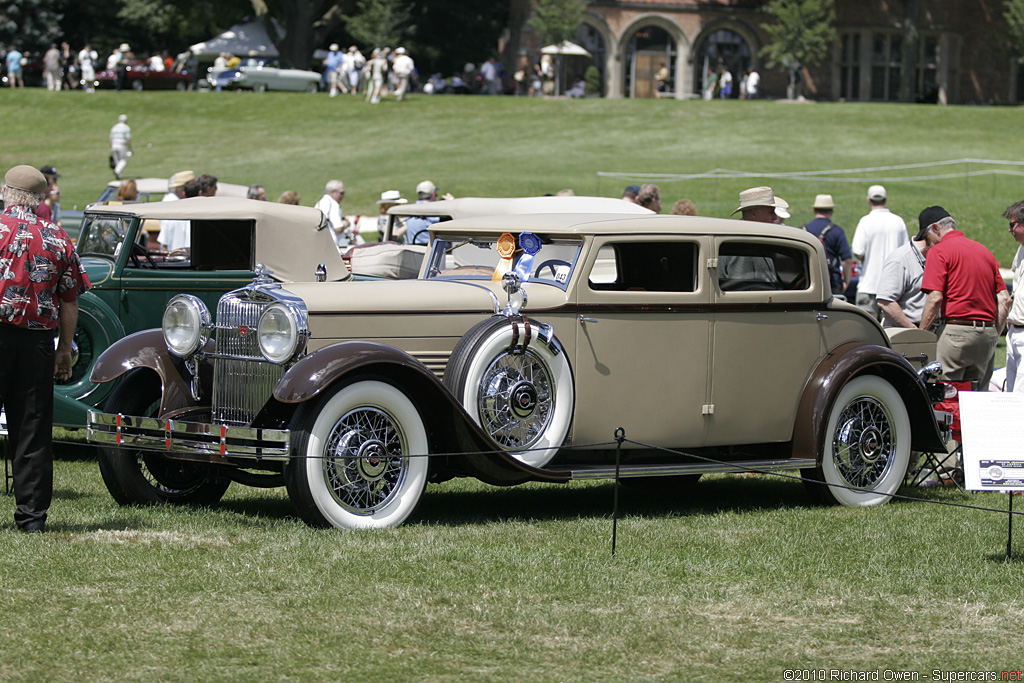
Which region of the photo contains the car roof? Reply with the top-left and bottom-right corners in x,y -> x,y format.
105,178 -> 250,198
85,197 -> 348,282
434,212 -> 826,244
387,196 -> 655,219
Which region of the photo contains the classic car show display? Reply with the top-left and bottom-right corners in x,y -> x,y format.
207,57 -> 321,92
58,197 -> 348,428
95,62 -> 193,90
87,212 -> 947,529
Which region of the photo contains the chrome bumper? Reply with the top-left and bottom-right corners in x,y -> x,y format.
87,410 -> 291,461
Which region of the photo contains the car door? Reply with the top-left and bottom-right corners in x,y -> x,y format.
573,235 -> 713,447
118,217 -> 256,334
705,236 -> 826,446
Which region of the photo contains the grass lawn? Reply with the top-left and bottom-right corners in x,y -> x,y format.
2,90 -> 1024,679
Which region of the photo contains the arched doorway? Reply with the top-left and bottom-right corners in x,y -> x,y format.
694,28 -> 751,98
624,26 -> 677,98
576,23 -> 607,96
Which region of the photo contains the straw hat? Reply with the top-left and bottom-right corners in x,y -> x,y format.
168,170 -> 195,189
376,190 -> 407,205
731,186 -> 788,215
813,194 -> 835,210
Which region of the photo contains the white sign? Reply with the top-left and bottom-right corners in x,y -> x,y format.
958,391 -> 1024,491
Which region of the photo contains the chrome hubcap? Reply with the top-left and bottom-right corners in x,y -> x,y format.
323,407 -> 407,515
832,396 -> 894,490
478,350 -> 553,451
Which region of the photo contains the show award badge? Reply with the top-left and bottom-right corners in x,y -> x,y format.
513,232 -> 541,282
493,232 -> 518,281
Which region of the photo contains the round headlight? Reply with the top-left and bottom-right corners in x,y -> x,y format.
162,294 -> 211,357
258,302 -> 306,364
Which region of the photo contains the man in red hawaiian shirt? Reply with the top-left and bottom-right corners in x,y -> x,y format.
0,165 -> 90,533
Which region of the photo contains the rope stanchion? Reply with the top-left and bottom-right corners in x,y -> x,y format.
612,427 -> 625,557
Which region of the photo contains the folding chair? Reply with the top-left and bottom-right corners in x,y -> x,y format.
907,380 -> 974,490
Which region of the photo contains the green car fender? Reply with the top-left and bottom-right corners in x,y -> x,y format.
53,291 -> 125,427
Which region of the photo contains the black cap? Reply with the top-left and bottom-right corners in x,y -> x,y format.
916,205 -> 950,240
623,184 -> 641,196
39,165 -> 59,178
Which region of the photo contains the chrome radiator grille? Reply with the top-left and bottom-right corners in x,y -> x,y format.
211,292 -> 284,425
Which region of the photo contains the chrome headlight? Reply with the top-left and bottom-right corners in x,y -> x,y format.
258,302 -> 308,364
162,294 -> 211,357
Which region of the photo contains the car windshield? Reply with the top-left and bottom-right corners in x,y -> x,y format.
77,215 -> 134,259
425,233 -> 581,290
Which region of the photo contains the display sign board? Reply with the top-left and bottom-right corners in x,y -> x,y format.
959,391 -> 1024,492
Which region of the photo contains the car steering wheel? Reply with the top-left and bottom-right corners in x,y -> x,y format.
534,259 -> 570,279
129,241 -> 158,269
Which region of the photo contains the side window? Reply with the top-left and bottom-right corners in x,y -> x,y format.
718,242 -> 809,292
588,242 -> 697,292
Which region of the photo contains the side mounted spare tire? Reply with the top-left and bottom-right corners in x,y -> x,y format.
443,316 -> 574,468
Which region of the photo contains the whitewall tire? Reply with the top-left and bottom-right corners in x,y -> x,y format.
286,380 -> 429,529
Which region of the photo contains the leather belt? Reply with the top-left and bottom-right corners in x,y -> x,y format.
945,318 -> 996,328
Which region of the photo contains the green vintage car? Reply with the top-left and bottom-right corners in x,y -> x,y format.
55,197 -> 349,427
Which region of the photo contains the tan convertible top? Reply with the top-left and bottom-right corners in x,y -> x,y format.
86,197 -> 348,282
388,195 -> 655,219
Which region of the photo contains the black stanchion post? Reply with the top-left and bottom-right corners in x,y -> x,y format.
1008,493 -> 1014,561
612,427 -> 625,557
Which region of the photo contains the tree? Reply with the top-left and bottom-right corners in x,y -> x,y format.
344,0 -> 411,50
759,0 -> 836,99
527,0 -> 588,47
1006,0 -> 1024,62
0,0 -> 63,52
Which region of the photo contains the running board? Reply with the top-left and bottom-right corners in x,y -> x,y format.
570,458 -> 817,481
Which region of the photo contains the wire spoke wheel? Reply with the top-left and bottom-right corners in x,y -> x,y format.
831,396 -> 894,490
477,349 -> 554,452
324,405 -> 409,515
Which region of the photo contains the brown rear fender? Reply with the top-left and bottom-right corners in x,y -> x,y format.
792,342 -> 947,462
273,341 -> 569,486
89,328 -> 212,417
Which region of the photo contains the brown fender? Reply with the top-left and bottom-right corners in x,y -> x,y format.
792,342 -> 947,463
272,341 -> 570,486
89,328 -> 212,417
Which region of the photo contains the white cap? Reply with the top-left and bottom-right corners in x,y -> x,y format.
867,184 -> 887,201
775,206 -> 791,220
416,180 -> 437,196
329,43 -> 339,52
118,114 -> 128,123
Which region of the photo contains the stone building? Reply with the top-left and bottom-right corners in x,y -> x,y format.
506,0 -> 1019,104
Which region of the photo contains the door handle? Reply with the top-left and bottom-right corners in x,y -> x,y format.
579,315 -> 598,324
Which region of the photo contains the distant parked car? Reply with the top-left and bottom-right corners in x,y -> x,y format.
95,62 -> 192,91
208,58 -> 320,92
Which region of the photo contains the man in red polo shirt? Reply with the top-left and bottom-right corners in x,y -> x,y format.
918,206 -> 1010,387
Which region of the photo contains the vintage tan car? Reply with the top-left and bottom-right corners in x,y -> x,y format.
87,213 -> 946,529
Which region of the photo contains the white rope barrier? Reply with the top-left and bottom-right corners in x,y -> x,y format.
597,158 -> 1024,185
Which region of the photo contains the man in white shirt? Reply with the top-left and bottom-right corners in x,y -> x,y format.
314,179 -> 358,249
157,170 -> 194,252
109,114 -> 132,179
851,184 -> 908,319
392,47 -> 414,101
1003,199 -> 1024,391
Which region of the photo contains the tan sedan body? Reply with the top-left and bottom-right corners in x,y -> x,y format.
87,212 -> 946,528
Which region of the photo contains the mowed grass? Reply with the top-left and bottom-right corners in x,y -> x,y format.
3,91 -> 1024,679
4,453 -> 1024,681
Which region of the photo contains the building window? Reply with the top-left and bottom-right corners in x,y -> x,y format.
916,34 -> 940,103
870,33 -> 902,101
839,33 -> 860,100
